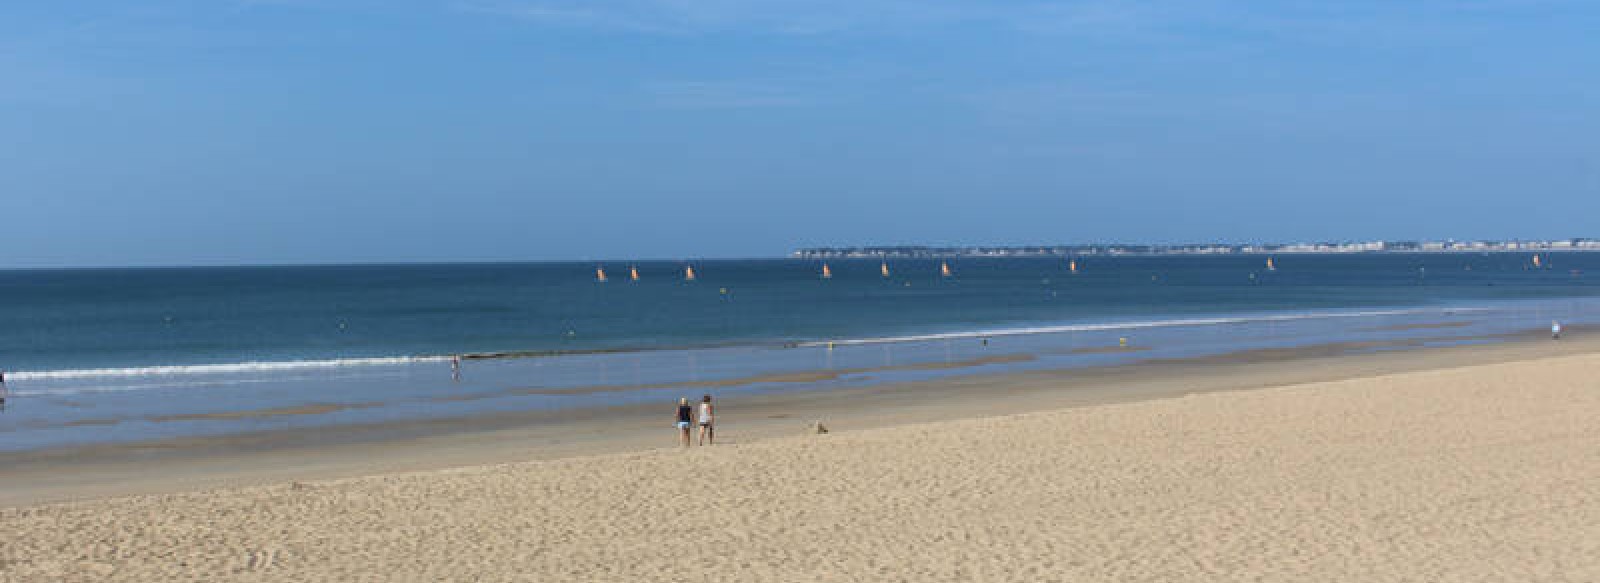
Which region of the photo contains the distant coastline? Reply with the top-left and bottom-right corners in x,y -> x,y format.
793,239 -> 1600,259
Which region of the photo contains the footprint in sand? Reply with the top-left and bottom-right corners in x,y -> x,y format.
245,549 -> 278,571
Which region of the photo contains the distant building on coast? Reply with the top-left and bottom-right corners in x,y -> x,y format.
792,239 -> 1600,259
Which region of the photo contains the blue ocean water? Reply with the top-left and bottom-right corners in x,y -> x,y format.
1,254 -> 1597,451
3,254 -> 1595,372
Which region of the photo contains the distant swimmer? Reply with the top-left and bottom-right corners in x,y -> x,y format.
1552,320 -> 1562,340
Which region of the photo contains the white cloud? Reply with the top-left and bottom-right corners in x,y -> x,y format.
456,0 -> 1593,47
456,0 -> 1018,36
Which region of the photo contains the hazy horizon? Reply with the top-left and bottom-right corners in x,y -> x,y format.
1,237 -> 1592,270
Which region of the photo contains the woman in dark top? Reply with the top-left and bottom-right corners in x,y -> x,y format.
675,397 -> 694,447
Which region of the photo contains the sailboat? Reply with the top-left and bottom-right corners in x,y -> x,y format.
880,261 -> 891,278
1266,257 -> 1277,271
685,265 -> 697,281
940,261 -> 953,278
595,267 -> 608,282
1068,259 -> 1078,274
630,266 -> 640,282
821,263 -> 833,279
1532,254 -> 1543,269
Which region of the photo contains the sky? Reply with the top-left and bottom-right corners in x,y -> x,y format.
2,1 -> 1597,267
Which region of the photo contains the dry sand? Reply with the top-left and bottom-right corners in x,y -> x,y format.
5,348 -> 1600,581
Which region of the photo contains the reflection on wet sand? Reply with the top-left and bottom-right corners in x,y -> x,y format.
494,353 -> 1040,397
1360,321 -> 1475,332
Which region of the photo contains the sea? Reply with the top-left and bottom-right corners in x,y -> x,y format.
2,253 -> 1597,452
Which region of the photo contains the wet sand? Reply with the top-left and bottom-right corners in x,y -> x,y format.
1361,320 -> 1477,332
1,330 -> 1596,581
149,403 -> 379,422
482,352 -> 1039,398
0,328 -> 1588,510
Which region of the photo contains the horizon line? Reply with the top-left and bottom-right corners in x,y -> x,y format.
6,240 -> 1597,271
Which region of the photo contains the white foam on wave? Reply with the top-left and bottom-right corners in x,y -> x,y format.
798,307 -> 1490,347
6,370 -> 415,398
6,355 -> 450,382
4,307 -> 1490,384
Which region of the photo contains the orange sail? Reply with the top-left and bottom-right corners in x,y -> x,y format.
1533,254 -> 1542,268
1068,259 -> 1078,274
880,261 -> 890,278
630,266 -> 640,281
1266,257 -> 1277,271
685,265 -> 697,281
595,267 -> 608,282
940,261 -> 953,278
821,263 -> 832,279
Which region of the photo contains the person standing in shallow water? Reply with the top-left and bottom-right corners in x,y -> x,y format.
675,397 -> 694,447
697,395 -> 715,446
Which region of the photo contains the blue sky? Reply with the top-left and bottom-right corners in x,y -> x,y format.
2,1 -> 1597,266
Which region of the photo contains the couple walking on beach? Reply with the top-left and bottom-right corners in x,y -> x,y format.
675,395 -> 715,447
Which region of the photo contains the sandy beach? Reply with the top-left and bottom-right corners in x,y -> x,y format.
4,336 -> 1599,581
